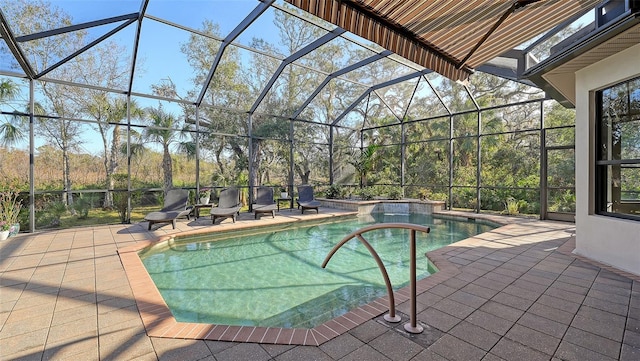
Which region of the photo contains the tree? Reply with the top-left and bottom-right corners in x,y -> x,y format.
0,79 -> 25,148
350,143 -> 379,188
79,93 -> 143,208
143,104 -> 195,193
5,0 -> 89,206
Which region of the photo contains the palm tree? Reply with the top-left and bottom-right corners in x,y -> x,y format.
0,80 -> 24,147
143,104 -> 195,194
350,143 -> 379,188
83,94 -> 144,208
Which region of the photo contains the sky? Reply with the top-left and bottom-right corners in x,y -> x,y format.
0,0 -> 596,155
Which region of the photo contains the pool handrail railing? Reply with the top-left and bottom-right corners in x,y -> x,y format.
322,222 -> 430,333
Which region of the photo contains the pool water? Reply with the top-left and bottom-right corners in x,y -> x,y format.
139,214 -> 495,328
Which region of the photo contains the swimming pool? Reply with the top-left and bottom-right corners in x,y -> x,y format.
139,213 -> 495,328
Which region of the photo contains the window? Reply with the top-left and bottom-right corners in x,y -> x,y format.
596,76 -> 640,219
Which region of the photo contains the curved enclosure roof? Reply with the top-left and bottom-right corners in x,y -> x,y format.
0,0 -> 602,127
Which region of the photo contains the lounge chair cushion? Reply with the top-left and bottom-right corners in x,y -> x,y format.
144,189 -> 191,230
297,185 -> 320,214
253,187 -> 277,219
211,187 -> 242,223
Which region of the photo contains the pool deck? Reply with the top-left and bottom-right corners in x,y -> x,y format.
1,207 -> 639,360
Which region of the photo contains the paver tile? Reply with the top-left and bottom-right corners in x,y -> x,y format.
571,313 -> 625,342
409,349 -> 448,360
505,324 -> 561,355
489,337 -> 549,361
319,332 -> 363,359
478,301 -> 524,322
418,307 -> 461,332
527,302 -> 574,324
461,283 -> 500,299
433,298 -> 476,319
339,344 -> 390,361
625,329 -> 640,348
450,321 -> 501,351
563,326 -> 621,359
4,218 -> 640,361
273,345 -> 331,361
516,312 -> 568,338
348,320 -> 388,343
620,344 -> 640,361
582,295 -> 628,316
491,292 -> 534,311
588,289 -> 630,305
428,334 -> 486,361
369,330 -> 423,361
555,340 -> 617,361
465,310 -> 513,336
449,290 -> 488,308
536,294 -> 581,313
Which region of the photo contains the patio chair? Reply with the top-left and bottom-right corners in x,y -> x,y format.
253,187 -> 277,219
210,187 -> 242,224
144,189 -> 193,230
296,185 -> 321,214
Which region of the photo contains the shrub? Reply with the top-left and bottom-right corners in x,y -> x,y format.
71,193 -> 99,220
417,188 -> 430,201
386,186 -> 403,200
359,187 -> 375,200
0,190 -> 22,229
503,197 -> 520,215
324,184 -> 344,199
112,174 -> 141,223
36,201 -> 67,228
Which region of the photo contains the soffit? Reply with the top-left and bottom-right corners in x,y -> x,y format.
542,22 -> 640,106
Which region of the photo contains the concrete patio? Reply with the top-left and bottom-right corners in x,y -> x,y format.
1,209 -> 639,360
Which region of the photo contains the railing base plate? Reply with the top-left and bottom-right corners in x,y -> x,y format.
404,323 -> 424,334
384,314 -> 401,323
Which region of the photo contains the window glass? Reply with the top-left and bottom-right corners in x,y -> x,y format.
596,76 -> 640,219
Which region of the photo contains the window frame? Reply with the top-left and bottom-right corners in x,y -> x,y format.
595,76 -> 640,221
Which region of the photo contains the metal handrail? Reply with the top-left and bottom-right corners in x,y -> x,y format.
322,222 -> 430,333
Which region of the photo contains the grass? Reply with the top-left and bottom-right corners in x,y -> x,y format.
57,205 -> 157,228
52,204 -> 252,229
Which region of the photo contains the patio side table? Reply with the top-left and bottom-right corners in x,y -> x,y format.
276,198 -> 292,211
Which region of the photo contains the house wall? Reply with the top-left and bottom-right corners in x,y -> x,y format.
574,42 -> 640,275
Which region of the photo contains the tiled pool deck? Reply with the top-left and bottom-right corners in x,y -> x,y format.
1,208 -> 639,360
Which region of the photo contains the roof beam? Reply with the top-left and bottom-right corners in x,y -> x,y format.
458,0 -> 543,69
15,13 -> 138,42
127,0 -> 149,95
249,28 -> 346,114
0,10 -> 35,78
291,50 -> 392,119
523,7 -> 595,53
196,0 -> 273,106
331,70 -> 430,125
36,19 -> 137,79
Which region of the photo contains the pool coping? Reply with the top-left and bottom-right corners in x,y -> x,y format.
118,210 -> 514,346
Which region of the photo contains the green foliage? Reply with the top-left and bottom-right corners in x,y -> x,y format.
111,174 -> 142,223
36,201 -> 67,228
0,190 -> 22,229
358,187 -> 375,201
324,184 -> 344,199
350,144 -> 379,187
71,193 -> 96,220
386,186 -> 403,200
417,188 -> 430,201
548,190 -> 576,213
0,1 -> 584,230
503,197 -> 520,215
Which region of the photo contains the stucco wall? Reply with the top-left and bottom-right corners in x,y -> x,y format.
574,42 -> 640,275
